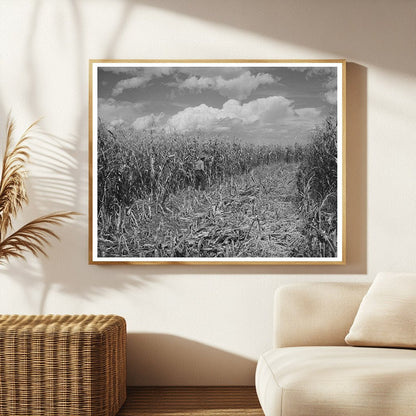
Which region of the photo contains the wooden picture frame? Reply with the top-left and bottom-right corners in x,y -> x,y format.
89,60 -> 346,265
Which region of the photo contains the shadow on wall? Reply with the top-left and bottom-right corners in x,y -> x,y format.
0,126 -> 156,314
0,1 -> 154,312
133,0 -> 413,76
127,333 -> 257,386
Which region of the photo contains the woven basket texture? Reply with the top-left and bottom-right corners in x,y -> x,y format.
0,314 -> 126,416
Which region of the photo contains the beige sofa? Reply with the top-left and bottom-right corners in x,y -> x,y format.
255,282 -> 416,416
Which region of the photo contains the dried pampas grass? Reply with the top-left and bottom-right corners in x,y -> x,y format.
0,115 -> 78,264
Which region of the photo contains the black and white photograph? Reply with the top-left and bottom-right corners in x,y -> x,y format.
89,60 -> 345,264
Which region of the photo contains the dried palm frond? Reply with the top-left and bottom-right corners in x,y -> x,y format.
0,115 -> 79,264
0,212 -> 78,264
0,116 -> 38,239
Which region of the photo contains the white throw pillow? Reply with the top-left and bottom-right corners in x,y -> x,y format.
345,272 -> 416,348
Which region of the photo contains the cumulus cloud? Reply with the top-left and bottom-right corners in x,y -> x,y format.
126,96 -> 323,144
222,96 -> 295,124
324,89 -> 337,105
178,71 -> 275,100
166,104 -> 224,132
112,76 -> 151,96
111,67 -> 174,96
132,113 -> 165,130
165,96 -> 321,134
104,66 -> 276,99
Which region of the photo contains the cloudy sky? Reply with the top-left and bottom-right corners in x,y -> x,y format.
97,64 -> 338,145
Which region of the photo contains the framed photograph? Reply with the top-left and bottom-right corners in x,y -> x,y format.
89,60 -> 345,265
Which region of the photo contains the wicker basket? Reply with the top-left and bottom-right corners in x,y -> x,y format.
0,314 -> 126,416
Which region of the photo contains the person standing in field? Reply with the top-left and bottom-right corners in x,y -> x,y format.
194,155 -> 206,190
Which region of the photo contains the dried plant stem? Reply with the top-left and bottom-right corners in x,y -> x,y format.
0,115 -> 78,264
0,212 -> 78,264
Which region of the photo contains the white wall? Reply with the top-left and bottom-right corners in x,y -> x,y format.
0,0 -> 415,385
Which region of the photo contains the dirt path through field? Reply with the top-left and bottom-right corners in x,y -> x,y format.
131,162 -> 305,258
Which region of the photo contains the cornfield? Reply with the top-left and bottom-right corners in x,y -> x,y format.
96,118 -> 338,259
96,121 -> 306,258
294,114 -> 338,257
97,121 -> 301,215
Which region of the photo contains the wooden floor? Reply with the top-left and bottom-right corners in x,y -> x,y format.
117,386 -> 264,416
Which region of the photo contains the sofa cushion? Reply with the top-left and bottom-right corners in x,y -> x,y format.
274,283 -> 370,348
256,346 -> 416,416
345,272 -> 416,348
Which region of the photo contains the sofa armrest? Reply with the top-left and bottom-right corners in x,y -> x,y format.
274,282 -> 370,348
